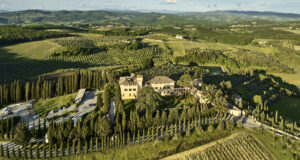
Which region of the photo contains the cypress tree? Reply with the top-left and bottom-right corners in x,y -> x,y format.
147,129 -> 150,142
35,144 -> 39,159
103,85 -> 110,114
101,137 -> 104,151
154,110 -> 160,126
25,82 -> 30,101
77,140 -> 81,154
84,142 -> 88,154
151,127 -> 154,141
178,119 -> 181,135
31,82 -> 35,100
96,138 -> 99,151
187,119 -> 191,136
72,139 -> 76,155
43,144 -> 46,158
114,85 -> 124,113
175,123 -> 178,136
54,144 -> 58,158
127,132 -> 130,145
166,125 -> 170,139
29,145 -> 32,159
275,111 -> 278,124
17,148 -> 21,159
0,121 -> 2,140
90,138 -> 93,152
123,132 -> 125,146
11,118 -> 14,140
49,143 -> 52,158
170,125 -> 173,137
280,119 -> 284,130
142,129 -> 145,143
122,111 -> 126,131
133,132 -> 136,144
96,93 -> 103,110
5,145 -> 9,158
156,126 -> 159,139
16,80 -> 21,102
161,126 -> 164,139
23,147 -> 27,159
11,148 -> 15,158
183,118 -> 186,133
137,130 -> 140,144
60,142 -> 64,157
6,118 -> 10,139
161,111 -> 167,126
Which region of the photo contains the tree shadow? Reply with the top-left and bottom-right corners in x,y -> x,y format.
0,47 -> 93,83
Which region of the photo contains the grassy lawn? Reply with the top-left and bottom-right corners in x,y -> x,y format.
270,96 -> 300,123
33,93 -> 76,116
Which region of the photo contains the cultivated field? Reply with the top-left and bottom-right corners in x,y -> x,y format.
163,133 -> 272,160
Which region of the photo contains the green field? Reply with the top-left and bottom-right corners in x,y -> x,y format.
0,40 -> 60,60
33,93 -> 76,116
270,96 -> 300,123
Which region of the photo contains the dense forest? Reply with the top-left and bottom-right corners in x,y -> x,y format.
89,28 -> 149,36
0,26 -> 69,45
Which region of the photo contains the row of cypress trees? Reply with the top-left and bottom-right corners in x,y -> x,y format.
0,113 -> 234,158
0,69 -> 126,106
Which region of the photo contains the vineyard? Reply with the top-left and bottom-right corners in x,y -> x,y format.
166,134 -> 272,160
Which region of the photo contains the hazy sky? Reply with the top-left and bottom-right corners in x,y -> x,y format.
1,0 -> 300,14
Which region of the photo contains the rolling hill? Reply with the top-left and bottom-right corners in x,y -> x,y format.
0,10 -> 300,25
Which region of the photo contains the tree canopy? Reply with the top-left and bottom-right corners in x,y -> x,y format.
135,87 -> 163,114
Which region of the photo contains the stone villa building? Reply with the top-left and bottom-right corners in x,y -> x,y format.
119,73 -> 143,100
119,74 -> 176,100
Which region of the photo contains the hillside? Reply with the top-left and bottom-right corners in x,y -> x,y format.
1,10 -> 300,25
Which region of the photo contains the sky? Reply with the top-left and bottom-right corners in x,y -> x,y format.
0,0 -> 300,14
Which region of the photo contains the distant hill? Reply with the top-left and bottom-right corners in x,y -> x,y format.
0,10 -> 8,13
0,9 -> 300,25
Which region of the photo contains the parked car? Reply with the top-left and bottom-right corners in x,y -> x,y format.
8,111 -> 13,115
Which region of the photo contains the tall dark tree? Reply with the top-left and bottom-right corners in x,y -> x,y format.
103,85 -> 110,113
14,123 -> 31,145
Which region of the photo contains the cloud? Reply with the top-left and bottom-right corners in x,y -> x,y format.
166,0 -> 176,4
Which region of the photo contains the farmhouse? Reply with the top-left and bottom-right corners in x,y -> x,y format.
146,76 -> 175,96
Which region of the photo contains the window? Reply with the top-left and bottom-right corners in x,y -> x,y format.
129,94 -> 131,97
129,89 -> 132,91
125,89 -> 128,91
163,86 -> 166,89
167,86 -> 170,89
133,89 -> 136,91
123,94 -> 125,97
155,87 -> 158,89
